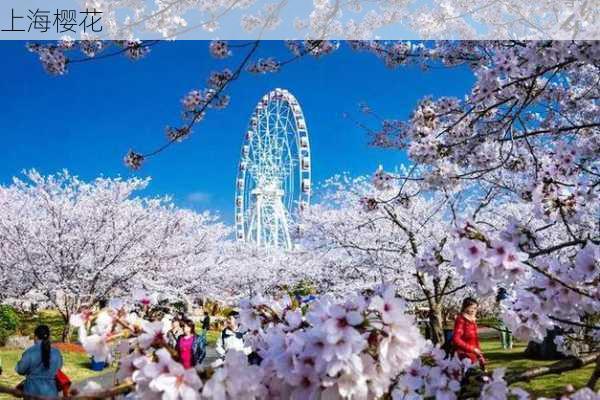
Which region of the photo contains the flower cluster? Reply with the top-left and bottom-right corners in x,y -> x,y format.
304,40 -> 340,57
415,244 -> 443,277
247,58 -> 280,74
27,39 -> 152,75
207,69 -> 234,89
501,244 -> 599,343
451,223 -> 528,296
479,369 -> 530,400
70,286 -> 430,399
392,344 -> 472,400
27,44 -> 67,75
209,41 -> 232,59
120,40 -> 151,60
201,350 -> 265,398
166,126 -> 191,142
71,295 -> 212,399
181,88 -> 230,113
359,196 -> 378,212
501,290 -> 556,342
238,286 -> 427,399
182,90 -> 204,111
124,150 -> 145,170
365,42 -> 600,216
372,165 -> 394,191
79,40 -> 105,58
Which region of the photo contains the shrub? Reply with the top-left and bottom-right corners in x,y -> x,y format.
289,280 -> 316,298
170,300 -> 188,314
0,304 -> 21,346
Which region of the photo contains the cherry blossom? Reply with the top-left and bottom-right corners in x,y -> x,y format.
209,40 -> 232,59
27,44 -> 67,75
68,285 -> 433,399
247,57 -> 280,74
392,343 -> 471,400
0,170 -> 228,340
202,350 -> 265,399
148,351 -> 204,400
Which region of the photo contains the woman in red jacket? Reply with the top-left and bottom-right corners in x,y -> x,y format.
452,297 -> 486,367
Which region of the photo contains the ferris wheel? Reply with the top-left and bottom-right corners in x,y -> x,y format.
235,88 -> 311,250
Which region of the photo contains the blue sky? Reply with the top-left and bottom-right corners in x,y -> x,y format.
0,41 -> 474,223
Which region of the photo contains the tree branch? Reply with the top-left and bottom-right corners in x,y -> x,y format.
506,352 -> 599,384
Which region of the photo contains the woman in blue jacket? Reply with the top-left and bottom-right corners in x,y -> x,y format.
16,325 -> 63,398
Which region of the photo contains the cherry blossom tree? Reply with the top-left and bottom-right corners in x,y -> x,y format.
299,170 -> 523,344
0,170 -> 227,341
353,40 -> 600,359
196,242 -> 307,301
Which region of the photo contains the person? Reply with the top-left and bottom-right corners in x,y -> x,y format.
15,325 -> 64,398
452,298 -> 485,367
176,319 -> 207,369
201,315 -> 210,335
216,316 -> 249,357
167,317 -> 184,349
499,322 -> 513,350
496,288 -> 513,350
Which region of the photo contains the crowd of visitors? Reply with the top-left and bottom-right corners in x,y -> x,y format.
2,308 -> 221,397
2,294 -> 496,398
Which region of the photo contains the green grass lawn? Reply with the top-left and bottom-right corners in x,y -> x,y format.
16,310 -> 76,343
205,330 -> 219,346
482,337 -> 597,397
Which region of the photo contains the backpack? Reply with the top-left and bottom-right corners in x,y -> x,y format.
56,369 -> 72,396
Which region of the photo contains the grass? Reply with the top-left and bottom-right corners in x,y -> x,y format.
482,337 -> 597,397
15,310 -> 75,343
206,330 -> 219,346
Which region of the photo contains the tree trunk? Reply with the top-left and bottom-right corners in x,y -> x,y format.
429,303 -> 445,345
61,316 -> 73,343
59,297 -> 82,343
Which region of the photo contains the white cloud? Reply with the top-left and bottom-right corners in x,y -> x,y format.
186,191 -> 212,204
